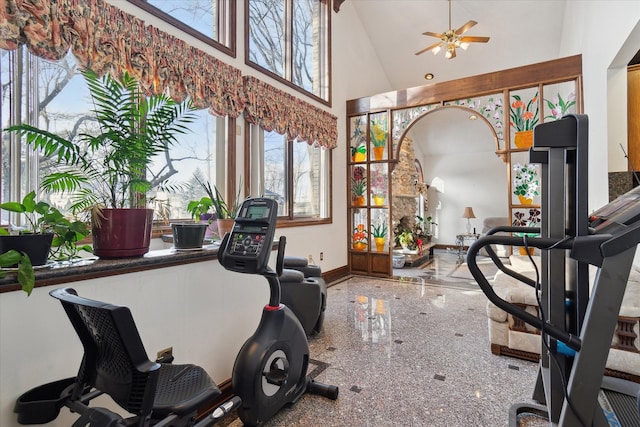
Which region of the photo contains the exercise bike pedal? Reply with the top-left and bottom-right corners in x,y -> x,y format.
264,368 -> 286,386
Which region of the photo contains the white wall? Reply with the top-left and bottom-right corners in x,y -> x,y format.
0,260 -> 269,426
407,109 -> 507,246
559,1 -> 640,210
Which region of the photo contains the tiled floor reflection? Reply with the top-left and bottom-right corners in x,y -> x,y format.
219,250 -> 546,426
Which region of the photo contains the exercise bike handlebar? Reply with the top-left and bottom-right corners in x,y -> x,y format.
466,234 -> 582,351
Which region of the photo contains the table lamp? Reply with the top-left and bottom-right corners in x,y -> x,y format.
462,206 -> 476,234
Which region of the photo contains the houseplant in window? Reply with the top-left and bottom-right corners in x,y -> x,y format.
5,69 -> 196,258
510,92 -> 539,149
192,175 -> 241,239
513,163 -> 540,205
0,191 -> 91,295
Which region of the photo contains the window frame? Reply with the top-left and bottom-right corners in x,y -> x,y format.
127,0 -> 237,58
0,48 -> 234,233
244,0 -> 332,106
245,120 -> 332,227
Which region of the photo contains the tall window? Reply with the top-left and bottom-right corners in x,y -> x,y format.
247,0 -> 330,104
1,48 -> 226,225
127,0 -> 236,56
254,126 -> 330,221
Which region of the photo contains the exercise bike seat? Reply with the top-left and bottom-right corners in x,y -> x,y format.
280,256 -> 327,335
39,287 -> 221,425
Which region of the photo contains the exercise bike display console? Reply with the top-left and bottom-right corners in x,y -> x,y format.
219,197 -> 278,275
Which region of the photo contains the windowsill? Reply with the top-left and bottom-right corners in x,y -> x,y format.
0,244 -> 222,294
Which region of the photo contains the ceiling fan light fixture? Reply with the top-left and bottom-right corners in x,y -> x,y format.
414,0 -> 489,60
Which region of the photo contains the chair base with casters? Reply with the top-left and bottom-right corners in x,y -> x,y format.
280,256 -> 327,335
14,287 -> 221,427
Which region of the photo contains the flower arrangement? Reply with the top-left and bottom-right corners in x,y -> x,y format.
353,224 -> 368,250
545,92 -> 576,121
510,92 -> 539,132
370,167 -> 388,199
351,166 -> 367,204
513,163 -> 540,201
370,116 -> 388,148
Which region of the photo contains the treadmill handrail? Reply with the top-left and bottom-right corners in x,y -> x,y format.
482,225 -> 541,288
466,235 -> 582,351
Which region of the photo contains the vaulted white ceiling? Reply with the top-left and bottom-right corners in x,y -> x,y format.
350,0 -> 567,91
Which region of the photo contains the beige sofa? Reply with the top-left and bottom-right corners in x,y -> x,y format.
486,255 -> 640,383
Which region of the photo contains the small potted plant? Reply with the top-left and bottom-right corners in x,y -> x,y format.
4,68 -> 197,258
186,195 -> 217,239
513,220 -> 539,256
193,175 -> 241,239
371,222 -> 388,252
513,163 -> 540,205
0,191 -> 92,295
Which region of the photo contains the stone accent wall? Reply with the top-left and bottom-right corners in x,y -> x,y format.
392,137 -> 428,236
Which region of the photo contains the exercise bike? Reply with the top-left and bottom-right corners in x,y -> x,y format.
13,197 -> 337,427
207,197 -> 339,425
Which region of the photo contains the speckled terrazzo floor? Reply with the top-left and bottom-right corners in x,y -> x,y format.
218,250 -> 549,426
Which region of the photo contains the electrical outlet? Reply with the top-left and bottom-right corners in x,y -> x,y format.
157,346 -> 173,360
320,252 -> 324,261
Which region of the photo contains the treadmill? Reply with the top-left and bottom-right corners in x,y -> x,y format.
467,115 -> 640,426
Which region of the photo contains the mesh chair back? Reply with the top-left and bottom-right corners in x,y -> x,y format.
50,288 -> 160,418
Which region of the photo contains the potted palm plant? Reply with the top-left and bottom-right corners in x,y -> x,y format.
5,69 -> 196,258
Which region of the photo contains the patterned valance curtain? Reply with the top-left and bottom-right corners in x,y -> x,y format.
243,76 -> 337,149
0,0 -> 337,148
0,0 -> 245,117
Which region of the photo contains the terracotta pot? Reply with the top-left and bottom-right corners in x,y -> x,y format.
373,145 -> 385,160
518,194 -> 533,205
216,218 -> 235,239
353,195 -> 365,206
92,208 -> 154,258
0,234 -> 53,266
514,130 -> 534,149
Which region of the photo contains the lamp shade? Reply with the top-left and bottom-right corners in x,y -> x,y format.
462,207 -> 476,219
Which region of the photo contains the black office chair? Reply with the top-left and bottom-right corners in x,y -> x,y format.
23,287 -> 221,426
279,256 -> 327,335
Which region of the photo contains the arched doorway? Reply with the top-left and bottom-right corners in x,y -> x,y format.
392,106 -> 505,247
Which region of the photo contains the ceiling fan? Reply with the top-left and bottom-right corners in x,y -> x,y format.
415,0 -> 490,59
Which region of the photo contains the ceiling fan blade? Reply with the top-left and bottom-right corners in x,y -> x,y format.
422,31 -> 444,39
415,41 -> 443,56
455,20 -> 477,35
459,36 -> 490,43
